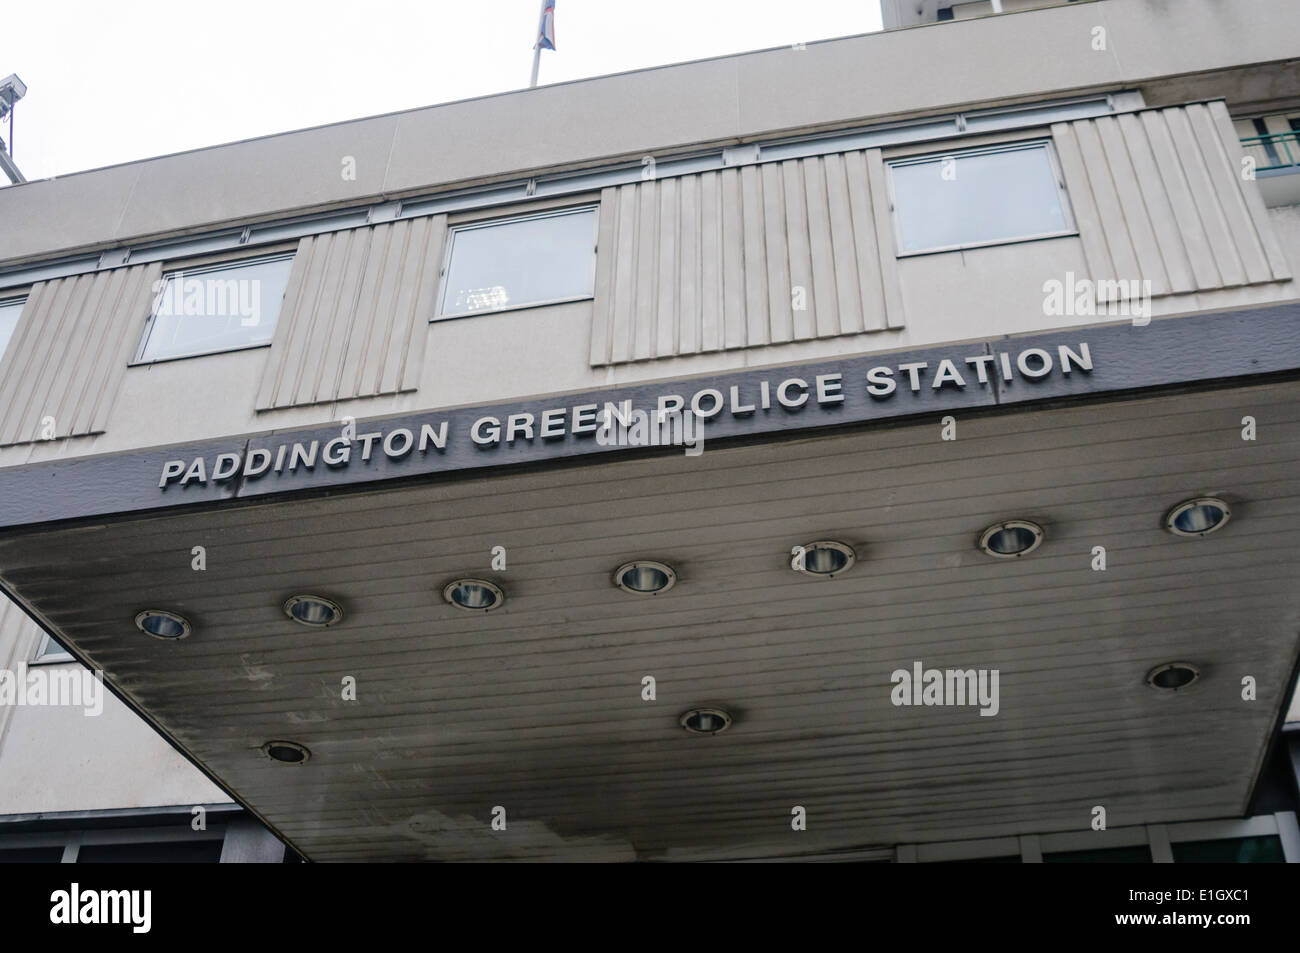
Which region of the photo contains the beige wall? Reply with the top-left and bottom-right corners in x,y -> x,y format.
0,100 -> 1295,471
0,598 -> 230,814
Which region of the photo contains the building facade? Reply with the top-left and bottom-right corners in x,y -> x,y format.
1,0 -> 1299,862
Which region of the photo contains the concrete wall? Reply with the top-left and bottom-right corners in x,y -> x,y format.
0,99 -> 1294,471
0,599 -> 230,815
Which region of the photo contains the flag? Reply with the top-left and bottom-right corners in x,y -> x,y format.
536,0 -> 556,51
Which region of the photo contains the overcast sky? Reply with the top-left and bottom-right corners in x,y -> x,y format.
2,0 -> 883,181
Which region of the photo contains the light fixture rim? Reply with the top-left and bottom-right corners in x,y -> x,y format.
612,559 -> 678,595
977,519 -> 1045,559
260,739 -> 311,764
792,539 -> 857,578
679,706 -> 734,735
1163,497 -> 1232,538
134,608 -> 192,640
1144,661 -> 1201,693
281,593 -> 345,627
441,577 -> 506,612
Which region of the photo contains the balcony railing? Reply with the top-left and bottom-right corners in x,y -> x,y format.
1240,132 -> 1300,173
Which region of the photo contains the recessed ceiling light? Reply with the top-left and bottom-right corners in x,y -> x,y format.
977,520 -> 1045,558
282,594 -> 344,627
261,740 -> 311,764
442,578 -> 505,612
792,540 -> 856,578
1145,661 -> 1200,692
679,707 -> 733,735
134,609 -> 192,640
1164,497 -> 1231,537
613,560 -> 677,595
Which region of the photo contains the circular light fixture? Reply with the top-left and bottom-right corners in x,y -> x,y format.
977,520 -> 1045,558
613,560 -> 677,595
442,578 -> 505,612
261,740 -> 311,764
1164,497 -> 1231,538
134,609 -> 192,640
1145,661 -> 1200,693
282,594 -> 345,627
792,540 -> 856,578
680,707 -> 733,735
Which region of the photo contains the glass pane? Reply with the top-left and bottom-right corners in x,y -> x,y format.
36,634 -> 73,661
948,855 -> 1020,863
441,208 -> 596,316
0,299 -> 23,359
0,846 -> 64,863
1171,835 -> 1284,863
140,257 -> 293,361
1044,845 -> 1152,863
77,840 -> 224,863
891,145 -> 1070,253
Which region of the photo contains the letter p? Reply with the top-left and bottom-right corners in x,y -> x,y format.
159,460 -> 187,488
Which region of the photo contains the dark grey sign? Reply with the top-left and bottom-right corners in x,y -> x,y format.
1,303 -> 1298,530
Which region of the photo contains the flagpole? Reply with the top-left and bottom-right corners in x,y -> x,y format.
529,0 -> 548,87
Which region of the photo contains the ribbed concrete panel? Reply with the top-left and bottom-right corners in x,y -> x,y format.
0,263 -> 158,447
590,150 -> 902,366
256,216 -> 445,411
0,596 -> 42,743
3,380 -> 1298,860
1052,103 -> 1292,300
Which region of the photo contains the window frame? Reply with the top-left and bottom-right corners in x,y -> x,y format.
130,252 -> 296,366
433,204 -> 600,322
0,294 -> 27,362
885,138 -> 1077,257
896,812 -> 1300,863
30,632 -> 74,665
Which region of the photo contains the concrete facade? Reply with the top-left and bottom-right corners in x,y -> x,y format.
1,0 -> 1299,861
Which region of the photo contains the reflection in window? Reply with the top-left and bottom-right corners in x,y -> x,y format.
76,840 -> 224,863
0,297 -> 24,360
32,633 -> 73,663
136,255 -> 293,362
438,207 -> 597,318
888,142 -> 1074,254
1172,835 -> 1285,863
1045,845 -> 1152,863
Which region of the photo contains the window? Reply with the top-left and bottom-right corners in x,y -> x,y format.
0,847 -> 63,863
134,254 -> 294,363
437,206 -> 598,318
1171,835 -> 1285,863
887,141 -> 1074,254
77,840 -> 224,863
0,297 -> 23,360
32,633 -> 73,664
1044,845 -> 1151,863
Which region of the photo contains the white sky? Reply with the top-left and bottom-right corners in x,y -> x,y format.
2,0 -> 883,181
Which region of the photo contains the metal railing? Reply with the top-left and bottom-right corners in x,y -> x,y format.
1240,132 -> 1300,173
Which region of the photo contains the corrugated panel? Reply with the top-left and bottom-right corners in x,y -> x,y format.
0,595 -> 43,742
0,263 -> 158,447
256,215 -> 445,411
590,150 -> 902,366
1052,103 -> 1292,300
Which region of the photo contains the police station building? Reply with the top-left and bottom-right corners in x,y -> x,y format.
2,0 -> 1300,863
